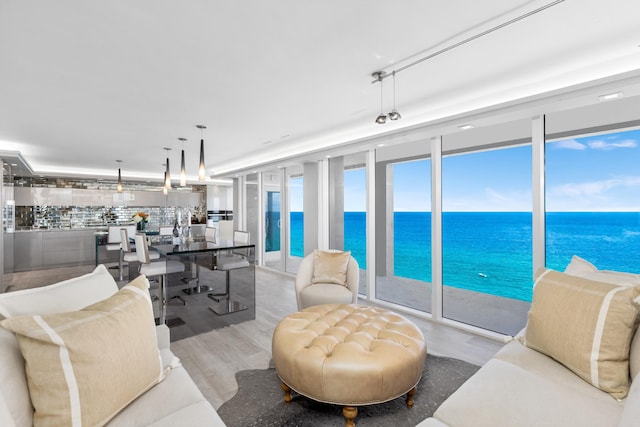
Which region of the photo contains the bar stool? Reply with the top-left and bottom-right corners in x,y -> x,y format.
134,233 -> 185,324
106,225 -> 123,271
107,224 -> 136,276
182,226 -> 218,295
119,228 -> 158,281
208,230 -> 250,315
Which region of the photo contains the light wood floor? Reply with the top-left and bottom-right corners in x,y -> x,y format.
7,264 -> 505,410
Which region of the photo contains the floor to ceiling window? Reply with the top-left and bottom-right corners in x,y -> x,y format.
442,144 -> 532,335
545,128 -> 640,273
262,170 -> 283,271
287,166 -> 304,274
375,158 -> 432,312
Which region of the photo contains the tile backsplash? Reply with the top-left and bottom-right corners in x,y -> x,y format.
16,205 -> 207,230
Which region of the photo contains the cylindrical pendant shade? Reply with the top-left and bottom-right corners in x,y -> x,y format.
163,172 -> 168,195
117,168 -> 122,193
165,157 -> 171,188
198,138 -> 206,181
180,149 -> 186,186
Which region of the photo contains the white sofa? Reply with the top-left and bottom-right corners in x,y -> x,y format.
418,262 -> 640,427
0,265 -> 226,427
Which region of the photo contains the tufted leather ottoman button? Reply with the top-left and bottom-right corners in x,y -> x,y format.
272,304 -> 427,426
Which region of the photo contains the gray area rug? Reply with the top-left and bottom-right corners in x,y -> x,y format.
217,354 -> 478,426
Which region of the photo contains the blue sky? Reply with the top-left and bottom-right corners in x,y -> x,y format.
546,129 -> 640,211
294,128 -> 640,212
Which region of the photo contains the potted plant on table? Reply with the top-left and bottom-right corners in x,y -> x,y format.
132,211 -> 149,231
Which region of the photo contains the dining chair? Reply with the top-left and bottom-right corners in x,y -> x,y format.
205,226 -> 217,243
192,227 -> 217,272
119,228 -> 159,281
208,230 -> 251,315
106,225 -> 124,271
134,233 -> 186,324
107,224 -> 136,275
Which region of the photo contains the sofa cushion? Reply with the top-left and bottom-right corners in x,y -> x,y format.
564,255 -> 640,286
106,365 -> 225,426
311,250 -> 351,286
0,275 -> 164,427
630,329 -> 640,382
617,372 -> 640,427
299,283 -> 355,308
523,269 -> 640,399
433,358 -> 623,427
0,264 -> 118,319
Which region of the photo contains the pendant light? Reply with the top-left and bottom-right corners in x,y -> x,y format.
178,137 -> 187,186
116,160 -> 123,193
196,124 -> 207,181
388,71 -> 401,121
162,170 -> 168,195
372,71 -> 387,124
163,147 -> 172,189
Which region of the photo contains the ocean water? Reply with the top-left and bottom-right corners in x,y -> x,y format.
290,211 -> 640,302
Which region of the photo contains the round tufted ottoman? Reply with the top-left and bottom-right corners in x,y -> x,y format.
272,304 -> 427,426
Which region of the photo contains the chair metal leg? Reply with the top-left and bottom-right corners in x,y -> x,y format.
208,269 -> 247,315
158,274 -> 167,325
118,251 -> 127,282
182,257 -> 213,294
207,270 -> 230,302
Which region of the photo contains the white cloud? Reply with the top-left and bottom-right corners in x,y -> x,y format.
547,176 -> 640,211
587,139 -> 637,150
551,139 -> 585,150
550,176 -> 640,197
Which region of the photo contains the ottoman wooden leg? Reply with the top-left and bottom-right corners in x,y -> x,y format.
281,382 -> 292,403
406,387 -> 417,408
343,406 -> 357,427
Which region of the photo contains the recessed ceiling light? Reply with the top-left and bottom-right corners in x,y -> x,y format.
458,124 -> 474,130
598,91 -> 623,101
377,143 -> 385,147
325,155 -> 331,158
10,163 -> 17,166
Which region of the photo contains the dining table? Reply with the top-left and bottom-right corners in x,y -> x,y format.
149,238 -> 255,322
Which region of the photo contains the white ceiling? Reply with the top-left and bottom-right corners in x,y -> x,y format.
1,0 -> 640,183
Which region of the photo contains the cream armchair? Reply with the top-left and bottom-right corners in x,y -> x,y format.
294,250 -> 359,310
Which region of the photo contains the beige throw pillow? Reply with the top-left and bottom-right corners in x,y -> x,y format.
0,275 -> 164,427
311,250 -> 351,287
524,269 -> 640,399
